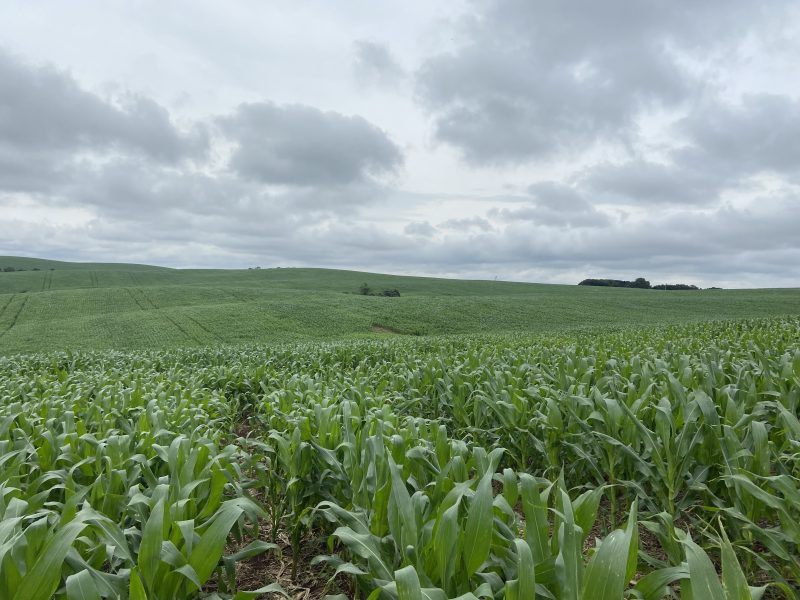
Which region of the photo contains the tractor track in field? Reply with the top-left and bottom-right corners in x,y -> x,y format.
127,285 -> 228,344
0,295 -> 29,339
125,288 -> 147,311
134,287 -> 201,344
39,270 -> 53,292
161,313 -> 202,344
137,288 -> 159,310
183,314 -> 226,343
0,295 -> 15,321
41,271 -> 53,292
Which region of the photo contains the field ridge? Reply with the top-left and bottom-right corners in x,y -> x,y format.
0,257 -> 797,354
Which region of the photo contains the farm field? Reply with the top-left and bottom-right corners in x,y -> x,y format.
1,256 -> 800,354
4,0 -> 799,599
0,317 -> 798,598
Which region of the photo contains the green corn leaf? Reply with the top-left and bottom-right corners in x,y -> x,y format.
573,486 -> 604,544
233,582 -> 288,599
435,500 -> 460,587
463,469 -> 493,577
582,499 -> 637,600
128,568 -> 148,600
681,535 -> 725,600
581,530 -> 629,600
138,497 -> 165,591
389,457 -> 418,553
224,539 -> 279,564
65,570 -> 101,600
720,524 -> 752,600
174,563 -> 203,589
555,488 -> 581,600
504,580 -> 520,600
624,499 -> 639,583
331,526 -> 392,581
15,515 -> 89,600
396,565 -> 423,600
503,469 -> 518,508
189,499 -> 248,585
635,565 -> 689,600
520,474 -> 550,563
513,538 -> 536,600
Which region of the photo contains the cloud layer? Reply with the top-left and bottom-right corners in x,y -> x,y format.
1,0 -> 799,288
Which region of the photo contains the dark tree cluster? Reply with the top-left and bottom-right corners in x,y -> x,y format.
652,283 -> 699,291
578,277 -> 651,289
579,277 -> 707,290
359,283 -> 400,297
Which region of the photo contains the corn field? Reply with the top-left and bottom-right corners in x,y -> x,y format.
0,317 -> 798,599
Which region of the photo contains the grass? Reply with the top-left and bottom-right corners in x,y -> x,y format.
0,256 -> 799,353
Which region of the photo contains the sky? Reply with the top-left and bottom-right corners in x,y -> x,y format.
1,1 -> 799,288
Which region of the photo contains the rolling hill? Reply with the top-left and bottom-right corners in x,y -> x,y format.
0,256 -> 798,354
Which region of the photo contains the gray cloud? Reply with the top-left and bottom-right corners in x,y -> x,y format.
0,147 -> 69,193
489,182 -> 610,227
404,221 -> 437,237
581,94 -> 800,205
0,2 -> 798,289
352,40 -> 406,89
58,155 -> 383,230
3,173 -> 799,287
677,94 -> 800,177
439,216 -> 493,232
218,102 -> 403,186
0,48 -> 205,165
415,1 -> 787,164
582,160 -> 719,206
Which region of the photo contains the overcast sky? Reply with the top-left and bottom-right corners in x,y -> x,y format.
1,1 -> 799,287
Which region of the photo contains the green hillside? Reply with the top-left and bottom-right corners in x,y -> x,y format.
0,255 -> 171,272
0,256 -> 798,354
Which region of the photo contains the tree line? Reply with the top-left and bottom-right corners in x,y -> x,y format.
578,277 -> 706,290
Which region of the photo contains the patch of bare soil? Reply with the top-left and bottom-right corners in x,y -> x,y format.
371,323 -> 401,334
236,409 -> 254,438
236,532 -> 347,599
211,520 -> 353,600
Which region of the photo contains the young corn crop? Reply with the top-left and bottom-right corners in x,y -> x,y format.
0,317 -> 797,598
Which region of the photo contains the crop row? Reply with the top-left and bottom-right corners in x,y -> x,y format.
0,317 -> 797,598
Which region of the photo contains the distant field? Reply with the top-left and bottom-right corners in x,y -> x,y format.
0,256 -> 798,353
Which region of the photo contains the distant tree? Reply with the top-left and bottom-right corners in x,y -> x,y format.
579,278 -> 613,287
359,282 -> 372,295
380,289 -> 400,297
2,267 -> 15,272
653,283 -> 699,291
580,277 -> 654,289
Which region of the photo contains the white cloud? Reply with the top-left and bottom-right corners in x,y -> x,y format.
0,1 -> 799,287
